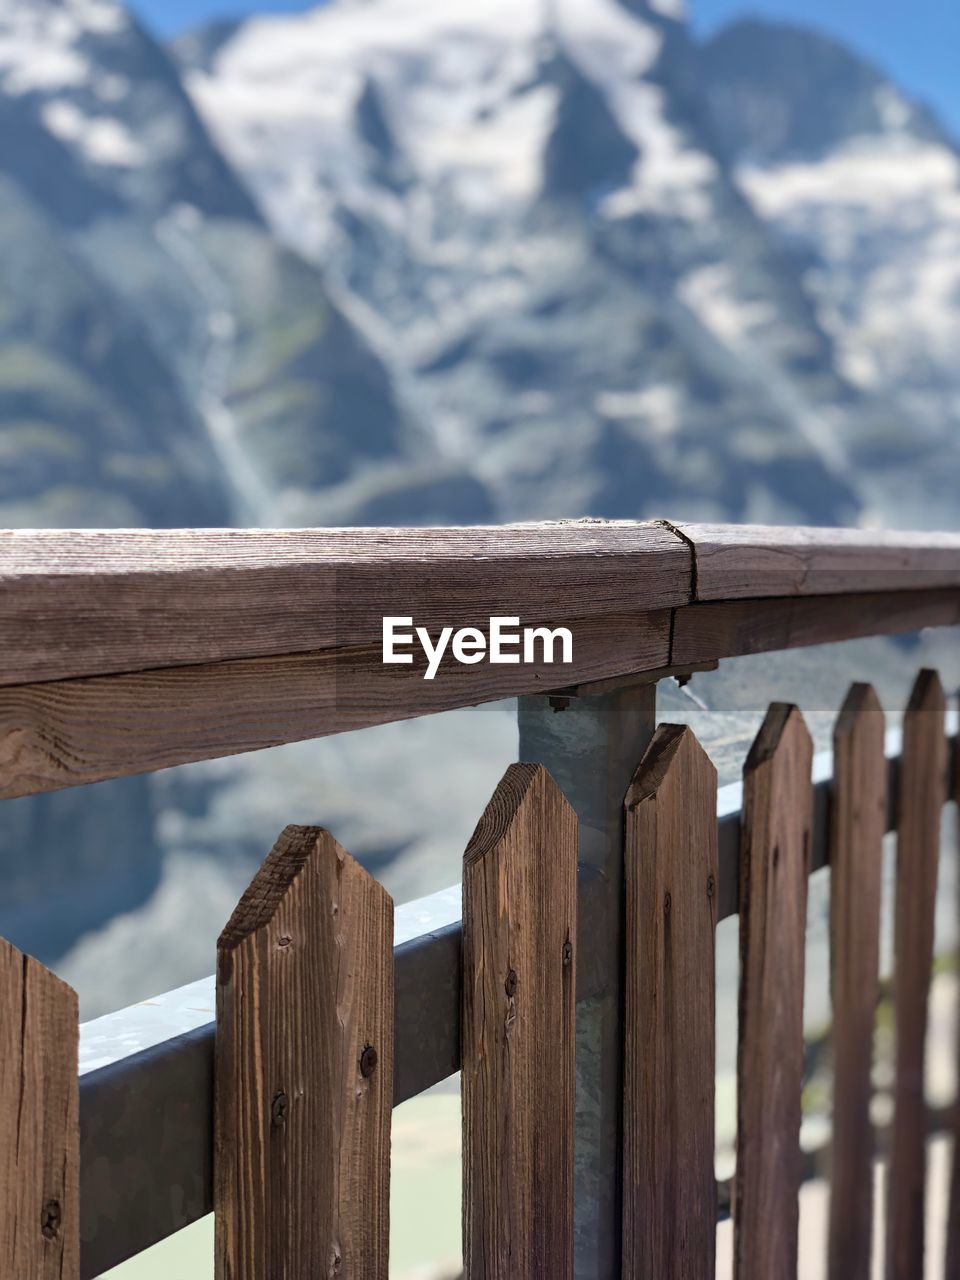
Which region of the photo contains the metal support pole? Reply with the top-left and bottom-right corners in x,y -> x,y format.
518,683 -> 658,1280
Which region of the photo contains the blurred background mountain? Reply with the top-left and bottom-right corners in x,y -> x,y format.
3,0 -> 960,1005
8,0 -> 960,539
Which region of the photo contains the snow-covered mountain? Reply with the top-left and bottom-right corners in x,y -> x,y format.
702,19 -> 960,529
4,0 -> 956,529
180,0 -> 879,525
0,0 -> 484,529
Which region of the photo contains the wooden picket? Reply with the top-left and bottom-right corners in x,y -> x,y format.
622,724 -> 718,1278
733,704 -> 813,1280
0,937 -> 79,1280
6,670 -> 960,1280
214,825 -> 394,1280
461,763 -> 577,1280
886,670 -> 946,1280
828,684 -> 886,1280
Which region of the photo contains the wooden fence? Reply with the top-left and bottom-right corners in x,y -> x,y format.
2,668 -> 957,1278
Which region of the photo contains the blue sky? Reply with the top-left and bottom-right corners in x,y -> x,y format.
131,0 -> 960,137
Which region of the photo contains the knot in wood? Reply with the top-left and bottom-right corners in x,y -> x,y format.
562,940 -> 573,966
277,934 -> 293,949
359,1045 -> 378,1078
271,1091 -> 288,1127
706,874 -> 715,900
41,1200 -> 61,1240
504,969 -> 518,998
663,892 -> 672,917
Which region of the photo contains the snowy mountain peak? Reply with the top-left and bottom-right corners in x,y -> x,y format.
179,0 -> 889,525
703,18 -> 949,165
0,0 -> 259,222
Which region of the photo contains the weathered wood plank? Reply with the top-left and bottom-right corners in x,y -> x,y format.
0,522 -> 690,686
8,521 -> 960,690
215,827 -> 393,1280
10,583 -> 960,802
0,610 -> 671,799
674,523 -> 960,600
886,670 -> 946,1280
462,764 -> 577,1279
0,937 -> 79,1280
671,589 -> 960,667
622,724 -> 718,1278
734,704 -> 813,1280
827,684 -> 886,1280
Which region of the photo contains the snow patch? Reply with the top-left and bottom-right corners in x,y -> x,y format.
0,0 -> 129,95
736,135 -> 960,422
0,34 -> 88,94
595,384 -> 681,435
42,99 -> 145,166
648,0 -> 685,18
679,263 -> 778,343
739,140 -> 960,219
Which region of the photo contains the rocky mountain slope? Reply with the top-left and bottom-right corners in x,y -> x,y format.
5,1 -> 957,531
0,0 -> 474,529
701,18 -> 960,529
180,0 -> 949,528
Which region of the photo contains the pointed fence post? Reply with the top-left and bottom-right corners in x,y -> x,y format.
622,724 -> 718,1278
886,670 -> 946,1280
0,936 -> 79,1280
462,763 -> 578,1279
734,704 -> 813,1280
215,825 -> 394,1280
828,684 -> 886,1280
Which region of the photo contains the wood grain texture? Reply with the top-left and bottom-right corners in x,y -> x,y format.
462,764 -> 577,1280
671,589 -> 960,667
885,670 -> 946,1280
0,610 -> 671,799
0,522 -> 689,686
622,724 -> 718,1279
215,827 -> 393,1280
827,685 -> 886,1280
0,937 -> 79,1280
674,523 -> 960,600
734,704 -> 813,1280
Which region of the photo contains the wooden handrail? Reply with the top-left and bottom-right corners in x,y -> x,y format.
0,522 -> 688,686
3,522 -> 960,797
4,521 -> 960,687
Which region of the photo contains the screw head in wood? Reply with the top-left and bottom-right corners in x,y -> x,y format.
359,1045 -> 378,1078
